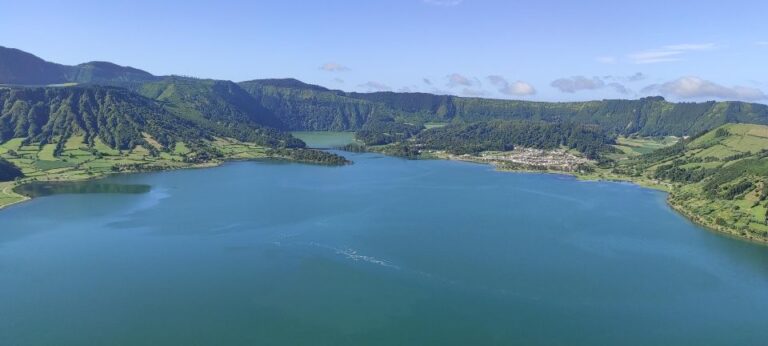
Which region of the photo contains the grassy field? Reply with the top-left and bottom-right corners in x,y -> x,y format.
618,124 -> 768,243
613,136 -> 679,157
0,135 -> 270,209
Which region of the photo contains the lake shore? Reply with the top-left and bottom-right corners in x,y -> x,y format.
0,149 -> 347,210
432,151 -> 768,246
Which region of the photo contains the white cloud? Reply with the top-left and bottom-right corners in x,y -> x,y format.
642,76 -> 767,101
358,81 -> 392,92
487,75 -> 536,96
628,42 -> 717,64
446,73 -> 475,87
423,0 -> 463,6
550,76 -> 605,93
628,50 -> 683,64
319,62 -> 349,72
604,72 -> 646,83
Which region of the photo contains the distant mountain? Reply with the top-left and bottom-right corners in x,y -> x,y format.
69,61 -> 156,84
137,76 -> 287,133
240,79 -> 768,136
0,46 -> 157,85
240,79 -> 375,131
4,45 -> 768,148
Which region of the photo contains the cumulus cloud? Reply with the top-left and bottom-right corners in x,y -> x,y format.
319,62 -> 349,72
628,43 -> 717,64
487,75 -> 536,96
423,0 -> 463,6
641,76 -> 767,101
446,73 -> 475,87
550,76 -> 605,93
359,81 -> 392,92
603,72 -> 646,83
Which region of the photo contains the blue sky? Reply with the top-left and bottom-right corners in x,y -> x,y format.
2,0 -> 768,102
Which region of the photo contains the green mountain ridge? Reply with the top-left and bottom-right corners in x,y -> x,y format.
0,86 -> 207,150
240,79 -> 768,136
3,46 -> 768,140
0,46 -> 157,86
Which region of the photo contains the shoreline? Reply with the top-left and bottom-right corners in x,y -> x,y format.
0,152 -> 347,211
5,146 -> 767,247
435,154 -> 768,246
0,160 -> 221,211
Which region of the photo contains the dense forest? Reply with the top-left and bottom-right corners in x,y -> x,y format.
0,86 -> 303,155
412,120 -> 615,158
0,86 -> 206,150
266,148 -> 351,165
135,76 -> 301,147
355,116 -> 424,146
240,79 -> 768,137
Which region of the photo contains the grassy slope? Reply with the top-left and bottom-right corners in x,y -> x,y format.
0,134 -> 270,209
617,124 -> 768,243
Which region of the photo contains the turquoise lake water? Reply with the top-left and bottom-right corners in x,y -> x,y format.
2,150 -> 768,345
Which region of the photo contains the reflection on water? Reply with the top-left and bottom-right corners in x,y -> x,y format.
14,181 -> 151,197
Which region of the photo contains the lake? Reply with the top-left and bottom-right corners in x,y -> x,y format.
292,131 -> 357,149
1,146 -> 768,344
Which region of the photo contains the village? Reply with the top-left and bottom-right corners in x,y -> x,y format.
434,147 -> 593,173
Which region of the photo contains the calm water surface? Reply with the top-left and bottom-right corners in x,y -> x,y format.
1,147 -> 768,345
292,131 -> 357,149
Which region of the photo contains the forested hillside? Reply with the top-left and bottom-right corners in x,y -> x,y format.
136,77 -> 301,147
239,79 -> 376,130
240,79 -> 768,137
0,86 -> 207,151
0,86 -> 301,153
414,121 -> 614,158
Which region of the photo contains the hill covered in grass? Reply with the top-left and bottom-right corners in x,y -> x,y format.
614,124 -> 768,242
